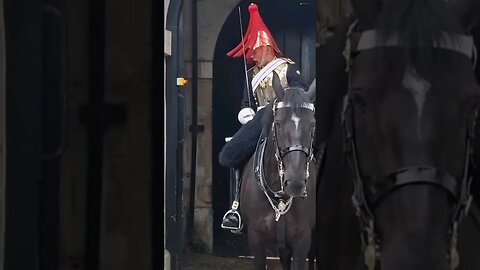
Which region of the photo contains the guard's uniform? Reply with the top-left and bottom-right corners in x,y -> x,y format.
241,58 -> 308,111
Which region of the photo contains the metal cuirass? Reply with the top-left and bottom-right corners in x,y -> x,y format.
253,62 -> 289,107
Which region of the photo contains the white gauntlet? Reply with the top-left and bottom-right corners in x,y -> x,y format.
237,108 -> 255,125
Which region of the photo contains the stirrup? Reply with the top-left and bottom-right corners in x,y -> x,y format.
221,209 -> 243,233
230,225 -> 244,234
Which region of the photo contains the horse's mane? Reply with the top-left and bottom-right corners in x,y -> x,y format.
374,0 -> 462,63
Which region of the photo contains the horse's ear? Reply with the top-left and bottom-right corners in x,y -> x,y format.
351,0 -> 381,30
306,79 -> 316,102
272,72 -> 285,100
446,0 -> 480,30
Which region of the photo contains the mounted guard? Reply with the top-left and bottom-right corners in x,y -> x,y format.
219,3 -> 309,232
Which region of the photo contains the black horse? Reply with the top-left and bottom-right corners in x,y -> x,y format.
240,74 -> 317,270
316,0 -> 480,269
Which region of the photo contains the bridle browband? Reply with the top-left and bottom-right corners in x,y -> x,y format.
343,26 -> 479,270
253,98 -> 316,221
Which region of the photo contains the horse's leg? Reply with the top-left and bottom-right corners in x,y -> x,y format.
290,230 -> 312,270
248,227 -> 267,270
279,246 -> 292,270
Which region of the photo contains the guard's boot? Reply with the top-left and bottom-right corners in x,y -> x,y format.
221,168 -> 243,233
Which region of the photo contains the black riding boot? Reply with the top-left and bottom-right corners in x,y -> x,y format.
221,168 -> 243,233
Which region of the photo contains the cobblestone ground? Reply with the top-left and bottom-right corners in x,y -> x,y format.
182,249 -> 284,270
181,228 -> 315,269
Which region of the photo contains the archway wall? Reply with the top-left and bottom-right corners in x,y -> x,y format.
181,0 -> 240,253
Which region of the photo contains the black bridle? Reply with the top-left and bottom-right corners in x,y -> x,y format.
343,28 -> 478,270
252,98 -> 316,221
271,100 -> 316,196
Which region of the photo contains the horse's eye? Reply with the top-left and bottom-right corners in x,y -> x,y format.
352,92 -> 366,104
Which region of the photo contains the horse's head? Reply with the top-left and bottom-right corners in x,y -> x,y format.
347,0 -> 480,269
268,74 -> 316,198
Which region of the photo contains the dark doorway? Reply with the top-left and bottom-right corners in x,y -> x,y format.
212,0 -> 315,257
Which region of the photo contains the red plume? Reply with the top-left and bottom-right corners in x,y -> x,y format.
227,3 -> 282,61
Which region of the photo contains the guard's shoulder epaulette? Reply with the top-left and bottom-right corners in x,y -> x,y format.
282,57 -> 295,64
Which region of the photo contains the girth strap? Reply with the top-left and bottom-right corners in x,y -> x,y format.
368,166 -> 458,204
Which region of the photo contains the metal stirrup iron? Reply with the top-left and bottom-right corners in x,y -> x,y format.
221,169 -> 244,232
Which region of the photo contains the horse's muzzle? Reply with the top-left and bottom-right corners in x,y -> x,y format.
285,179 -> 308,197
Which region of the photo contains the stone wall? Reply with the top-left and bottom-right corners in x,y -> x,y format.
60,0 -> 153,269
59,0 -> 89,268
101,0 -> 152,269
182,0 -> 239,253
